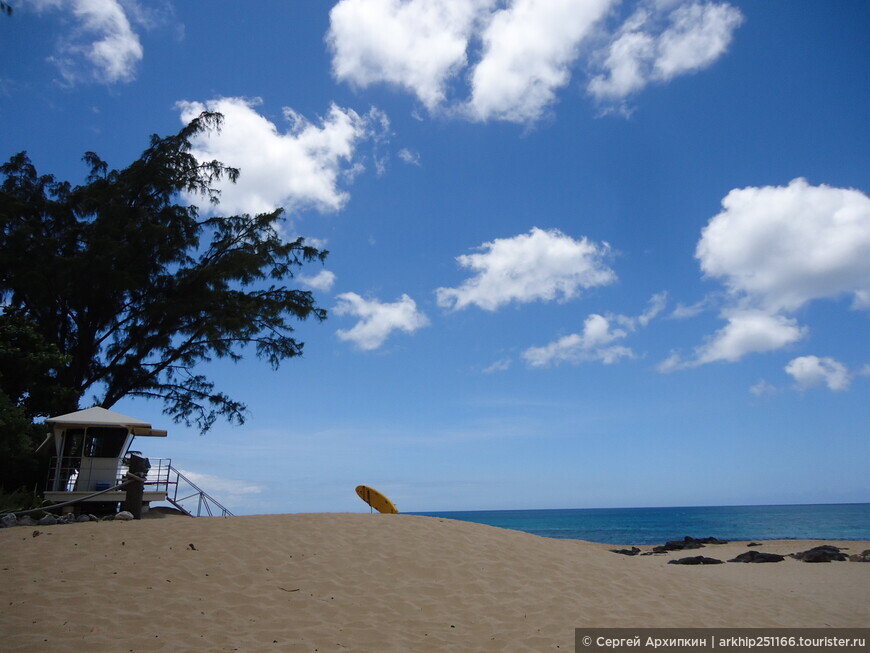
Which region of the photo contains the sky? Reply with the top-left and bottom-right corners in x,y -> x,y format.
1,0 -> 868,514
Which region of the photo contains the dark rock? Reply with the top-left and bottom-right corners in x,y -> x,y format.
652,536 -> 727,553
848,549 -> 870,563
18,515 -> 37,526
641,551 -> 668,556
610,547 -> 641,556
76,514 -> 93,523
115,511 -> 134,521
747,542 -> 762,547
653,539 -> 701,553
790,545 -> 848,563
0,514 -> 17,528
729,551 -> 785,563
38,514 -> 58,526
668,556 -> 724,565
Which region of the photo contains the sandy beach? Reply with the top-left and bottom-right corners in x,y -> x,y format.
1,512 -> 868,652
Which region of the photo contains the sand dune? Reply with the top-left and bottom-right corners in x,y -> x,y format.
1,513 -> 867,651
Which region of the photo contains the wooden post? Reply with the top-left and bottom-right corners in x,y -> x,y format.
123,454 -> 149,519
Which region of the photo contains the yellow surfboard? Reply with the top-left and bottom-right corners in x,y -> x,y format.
355,485 -> 399,514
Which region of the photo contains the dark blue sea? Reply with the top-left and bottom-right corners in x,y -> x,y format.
413,504 -> 870,545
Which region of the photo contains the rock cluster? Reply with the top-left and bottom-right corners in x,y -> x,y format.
789,545 -> 848,562
652,536 -> 729,553
609,546 -> 641,556
0,512 -> 113,528
728,551 -> 785,563
608,536 -> 865,565
848,549 -> 870,562
668,556 -> 724,565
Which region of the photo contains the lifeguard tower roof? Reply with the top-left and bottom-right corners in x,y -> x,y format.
46,407 -> 167,437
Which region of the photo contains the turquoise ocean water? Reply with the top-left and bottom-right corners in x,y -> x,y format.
413,504 -> 870,545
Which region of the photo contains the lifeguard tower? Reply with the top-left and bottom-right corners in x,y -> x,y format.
41,407 -> 170,514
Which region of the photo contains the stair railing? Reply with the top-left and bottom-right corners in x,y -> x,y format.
165,464 -> 234,517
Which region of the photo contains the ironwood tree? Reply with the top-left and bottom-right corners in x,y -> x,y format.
0,310 -> 72,492
0,112 -> 327,434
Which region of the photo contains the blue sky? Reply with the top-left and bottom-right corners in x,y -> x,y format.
2,0 -> 868,514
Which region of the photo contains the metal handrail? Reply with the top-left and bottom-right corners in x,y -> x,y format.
166,465 -> 233,517
44,456 -> 233,518
46,457 -> 172,493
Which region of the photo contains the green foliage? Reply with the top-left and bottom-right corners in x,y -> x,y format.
0,111 -> 328,432
0,486 -> 47,515
0,309 -> 72,417
0,3 -> 11,18
0,391 -> 43,493
0,310 -> 71,491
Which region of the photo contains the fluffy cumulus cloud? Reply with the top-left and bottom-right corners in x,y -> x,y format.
435,227 -> 615,311
335,293 -> 429,350
785,355 -> 851,392
328,0 -> 740,123
523,314 -> 633,367
692,310 -> 807,365
696,178 -> 870,312
523,293 -> 665,367
34,0 -> 145,83
327,0 -> 489,110
666,179 -> 870,368
176,97 -> 388,216
466,0 -> 611,123
298,270 -> 337,292
587,1 -> 743,102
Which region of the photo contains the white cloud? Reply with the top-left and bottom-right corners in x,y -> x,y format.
696,178 -> 870,313
466,0 -> 612,123
522,293 -> 665,368
328,0 -> 739,123
749,379 -> 778,398
398,148 -> 421,166
523,314 -> 633,367
298,270 -> 337,292
627,291 -> 667,328
694,310 -> 807,365
655,2 -> 743,78
328,0 -> 490,110
176,97 -> 388,216
177,470 -> 263,496
587,1 -> 743,102
656,351 -> 683,373
785,355 -> 851,392
435,227 -> 615,311
669,179 -> 870,368
482,358 -> 512,373
335,292 -> 429,350
587,13 -> 655,102
36,0 -> 144,84
670,296 -> 712,319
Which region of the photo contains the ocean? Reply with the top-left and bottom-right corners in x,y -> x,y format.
413,503 -> 870,545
